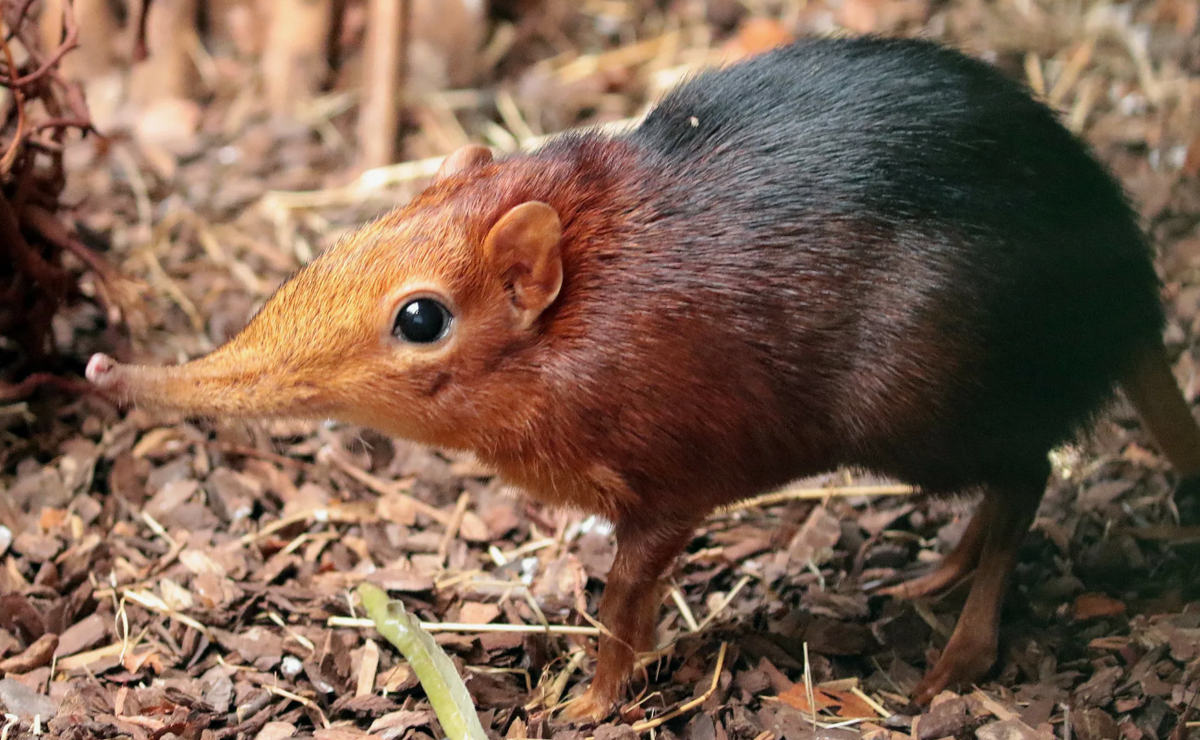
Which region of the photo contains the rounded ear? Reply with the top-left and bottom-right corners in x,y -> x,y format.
483,202 -> 563,328
434,144 -> 494,182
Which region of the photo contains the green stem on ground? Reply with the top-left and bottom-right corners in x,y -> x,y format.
357,583 -> 488,740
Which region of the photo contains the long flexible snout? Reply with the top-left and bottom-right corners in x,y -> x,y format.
83,349 -> 321,419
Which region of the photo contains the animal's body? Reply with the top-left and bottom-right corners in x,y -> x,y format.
87,36 -> 1200,719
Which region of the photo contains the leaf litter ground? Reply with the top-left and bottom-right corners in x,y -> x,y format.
3,1 -> 1200,739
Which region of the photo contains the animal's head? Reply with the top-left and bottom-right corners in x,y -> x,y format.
87,145 -> 566,446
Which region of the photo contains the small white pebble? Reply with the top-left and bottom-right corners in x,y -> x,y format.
216,146 -> 240,166
1168,144 -> 1188,170
689,116 -> 699,127
280,655 -> 303,678
520,556 -> 539,585
594,15 -> 622,36
1118,93 -> 1147,117
230,503 -> 253,522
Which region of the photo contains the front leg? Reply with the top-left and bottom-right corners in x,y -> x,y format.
566,516 -> 700,723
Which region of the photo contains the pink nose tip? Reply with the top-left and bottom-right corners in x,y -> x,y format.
85,353 -> 116,384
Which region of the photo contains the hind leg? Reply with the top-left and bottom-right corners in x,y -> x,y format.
910,466 -> 1046,705
878,502 -> 987,599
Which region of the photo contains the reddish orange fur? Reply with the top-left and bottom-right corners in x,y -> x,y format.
96,142 -> 665,518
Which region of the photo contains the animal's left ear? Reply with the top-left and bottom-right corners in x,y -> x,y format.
483,201 -> 563,328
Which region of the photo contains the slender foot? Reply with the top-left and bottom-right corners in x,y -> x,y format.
911,620 -> 998,705
878,564 -> 973,600
911,469 -> 1046,705
877,504 -> 988,599
565,686 -> 620,724
564,516 -> 698,724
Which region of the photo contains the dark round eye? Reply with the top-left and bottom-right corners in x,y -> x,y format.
394,298 -> 452,343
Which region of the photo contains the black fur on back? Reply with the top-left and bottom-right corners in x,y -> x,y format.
518,36 -> 1163,497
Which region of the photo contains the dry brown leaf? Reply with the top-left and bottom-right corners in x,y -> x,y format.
777,682 -> 838,714
377,492 -> 419,526
787,506 -> 842,565
459,512 -> 490,542
122,649 -> 164,675
458,602 -> 501,625
37,508 -> 68,530
1072,593 -> 1126,621
825,689 -> 880,719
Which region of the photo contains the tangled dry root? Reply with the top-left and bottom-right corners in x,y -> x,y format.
0,0 -> 147,400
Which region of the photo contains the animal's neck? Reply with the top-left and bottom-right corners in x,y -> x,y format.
429,137 -> 660,509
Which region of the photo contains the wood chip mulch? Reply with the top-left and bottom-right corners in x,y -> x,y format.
4,1 -> 1200,739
